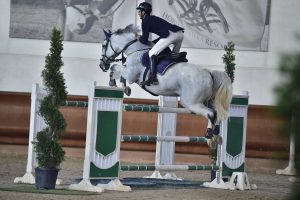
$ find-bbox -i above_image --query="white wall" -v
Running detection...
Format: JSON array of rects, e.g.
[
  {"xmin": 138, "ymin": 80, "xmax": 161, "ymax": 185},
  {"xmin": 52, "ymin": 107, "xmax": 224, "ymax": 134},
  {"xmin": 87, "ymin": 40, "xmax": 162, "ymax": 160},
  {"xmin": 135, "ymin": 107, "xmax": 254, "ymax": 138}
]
[{"xmin": 1, "ymin": 0, "xmax": 300, "ymax": 105}]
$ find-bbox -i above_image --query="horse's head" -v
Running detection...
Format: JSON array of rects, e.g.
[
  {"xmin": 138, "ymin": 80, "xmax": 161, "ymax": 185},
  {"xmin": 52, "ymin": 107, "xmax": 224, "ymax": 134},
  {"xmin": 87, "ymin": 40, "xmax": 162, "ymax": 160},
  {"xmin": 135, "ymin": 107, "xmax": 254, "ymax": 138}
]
[
  {"xmin": 99, "ymin": 25, "xmax": 140, "ymax": 72},
  {"xmin": 99, "ymin": 29, "xmax": 115, "ymax": 72}
]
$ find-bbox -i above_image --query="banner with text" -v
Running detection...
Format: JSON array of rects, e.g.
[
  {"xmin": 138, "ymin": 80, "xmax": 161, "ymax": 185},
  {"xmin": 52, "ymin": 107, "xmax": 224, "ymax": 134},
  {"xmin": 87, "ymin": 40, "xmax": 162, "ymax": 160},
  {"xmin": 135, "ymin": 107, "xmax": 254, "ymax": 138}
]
[{"xmin": 152, "ymin": 0, "xmax": 271, "ymax": 51}]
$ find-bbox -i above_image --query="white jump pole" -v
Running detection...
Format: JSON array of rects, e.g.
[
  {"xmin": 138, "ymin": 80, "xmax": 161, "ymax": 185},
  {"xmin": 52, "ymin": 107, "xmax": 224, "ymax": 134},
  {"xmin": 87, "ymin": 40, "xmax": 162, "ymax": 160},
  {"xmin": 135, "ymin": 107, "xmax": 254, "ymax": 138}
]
[
  {"xmin": 14, "ymin": 84, "xmax": 47, "ymax": 184},
  {"xmin": 276, "ymin": 133, "xmax": 296, "ymax": 176},
  {"xmin": 146, "ymin": 96, "xmax": 179, "ymax": 179}
]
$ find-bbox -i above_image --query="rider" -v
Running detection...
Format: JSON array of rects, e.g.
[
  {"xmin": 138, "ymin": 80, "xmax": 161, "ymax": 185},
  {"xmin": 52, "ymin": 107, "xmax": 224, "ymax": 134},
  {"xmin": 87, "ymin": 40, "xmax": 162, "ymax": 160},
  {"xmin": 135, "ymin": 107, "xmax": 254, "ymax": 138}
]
[{"xmin": 136, "ymin": 2, "xmax": 184, "ymax": 86}]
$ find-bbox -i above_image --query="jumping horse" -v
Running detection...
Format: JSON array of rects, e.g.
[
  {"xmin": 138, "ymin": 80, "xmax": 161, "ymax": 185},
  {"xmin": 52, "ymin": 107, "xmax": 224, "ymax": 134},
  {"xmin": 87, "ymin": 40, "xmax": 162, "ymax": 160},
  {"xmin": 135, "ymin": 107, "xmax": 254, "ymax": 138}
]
[{"xmin": 99, "ymin": 24, "xmax": 233, "ymax": 149}]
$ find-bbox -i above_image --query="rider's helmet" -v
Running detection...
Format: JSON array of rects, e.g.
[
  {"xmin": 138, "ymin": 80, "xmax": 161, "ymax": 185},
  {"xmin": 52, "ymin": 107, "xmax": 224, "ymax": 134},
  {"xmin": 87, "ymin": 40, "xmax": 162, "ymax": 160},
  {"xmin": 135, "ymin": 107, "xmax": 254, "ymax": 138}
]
[{"xmin": 136, "ymin": 2, "xmax": 152, "ymax": 14}]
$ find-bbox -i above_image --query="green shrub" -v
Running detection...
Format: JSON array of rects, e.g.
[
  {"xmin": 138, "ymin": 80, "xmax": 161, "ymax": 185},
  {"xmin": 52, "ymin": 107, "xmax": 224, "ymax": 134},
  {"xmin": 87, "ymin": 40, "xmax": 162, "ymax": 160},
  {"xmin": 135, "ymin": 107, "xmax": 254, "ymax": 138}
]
[{"xmin": 33, "ymin": 27, "xmax": 67, "ymax": 169}]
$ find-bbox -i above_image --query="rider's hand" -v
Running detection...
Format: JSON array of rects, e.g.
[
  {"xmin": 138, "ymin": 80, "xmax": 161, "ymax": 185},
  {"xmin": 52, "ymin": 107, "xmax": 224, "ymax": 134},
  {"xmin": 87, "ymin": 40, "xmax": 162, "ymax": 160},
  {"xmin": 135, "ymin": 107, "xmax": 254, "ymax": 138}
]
[{"xmin": 136, "ymin": 35, "xmax": 141, "ymax": 41}]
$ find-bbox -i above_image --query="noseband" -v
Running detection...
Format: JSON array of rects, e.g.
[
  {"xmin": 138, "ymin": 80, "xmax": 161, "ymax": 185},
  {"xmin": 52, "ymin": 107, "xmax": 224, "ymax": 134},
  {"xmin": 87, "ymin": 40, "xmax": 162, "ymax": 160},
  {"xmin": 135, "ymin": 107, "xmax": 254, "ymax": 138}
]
[{"xmin": 101, "ymin": 37, "xmax": 138, "ymax": 66}]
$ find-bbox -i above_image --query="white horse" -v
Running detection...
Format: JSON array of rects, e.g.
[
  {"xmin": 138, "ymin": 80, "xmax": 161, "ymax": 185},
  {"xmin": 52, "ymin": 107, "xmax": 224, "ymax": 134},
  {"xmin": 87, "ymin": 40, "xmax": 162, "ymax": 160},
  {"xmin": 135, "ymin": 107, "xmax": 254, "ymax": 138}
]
[{"xmin": 99, "ymin": 24, "xmax": 233, "ymax": 148}]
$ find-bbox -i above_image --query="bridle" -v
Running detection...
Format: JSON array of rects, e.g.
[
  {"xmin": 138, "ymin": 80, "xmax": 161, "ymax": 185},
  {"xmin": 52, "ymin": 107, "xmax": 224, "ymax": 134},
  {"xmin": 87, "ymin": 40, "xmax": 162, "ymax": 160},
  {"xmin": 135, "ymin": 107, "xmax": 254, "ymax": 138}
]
[{"xmin": 100, "ymin": 35, "xmax": 138, "ymax": 71}]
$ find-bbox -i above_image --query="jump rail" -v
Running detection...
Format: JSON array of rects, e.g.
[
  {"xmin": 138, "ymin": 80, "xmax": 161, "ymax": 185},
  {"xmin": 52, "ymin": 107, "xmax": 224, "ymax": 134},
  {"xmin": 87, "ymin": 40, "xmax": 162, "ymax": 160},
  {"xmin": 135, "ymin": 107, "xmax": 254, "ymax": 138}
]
[
  {"xmin": 121, "ymin": 135, "xmax": 207, "ymax": 143},
  {"xmin": 121, "ymin": 164, "xmax": 219, "ymax": 171},
  {"xmin": 15, "ymin": 82, "xmax": 250, "ymax": 192}
]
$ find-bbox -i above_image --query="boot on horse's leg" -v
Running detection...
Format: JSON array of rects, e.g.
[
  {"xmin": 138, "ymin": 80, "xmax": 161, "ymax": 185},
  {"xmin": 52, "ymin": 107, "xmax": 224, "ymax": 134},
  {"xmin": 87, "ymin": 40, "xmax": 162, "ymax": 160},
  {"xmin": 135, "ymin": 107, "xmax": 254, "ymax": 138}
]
[
  {"xmin": 205, "ymin": 109, "xmax": 217, "ymax": 139},
  {"xmin": 141, "ymin": 55, "xmax": 159, "ymax": 86},
  {"xmin": 205, "ymin": 110, "xmax": 223, "ymax": 149},
  {"xmin": 212, "ymin": 124, "xmax": 223, "ymax": 145}
]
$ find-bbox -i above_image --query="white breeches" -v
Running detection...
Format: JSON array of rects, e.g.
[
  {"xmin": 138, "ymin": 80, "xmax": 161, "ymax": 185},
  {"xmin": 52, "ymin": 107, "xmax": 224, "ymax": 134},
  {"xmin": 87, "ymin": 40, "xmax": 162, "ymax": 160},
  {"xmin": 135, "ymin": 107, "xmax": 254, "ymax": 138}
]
[{"xmin": 149, "ymin": 30, "xmax": 184, "ymax": 57}]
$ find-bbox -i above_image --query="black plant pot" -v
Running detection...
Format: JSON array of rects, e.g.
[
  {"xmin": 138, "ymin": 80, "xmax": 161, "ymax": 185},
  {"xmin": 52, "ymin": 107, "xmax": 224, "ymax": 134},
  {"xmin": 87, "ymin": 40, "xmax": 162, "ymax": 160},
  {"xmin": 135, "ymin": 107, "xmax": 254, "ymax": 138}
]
[
  {"xmin": 211, "ymin": 170, "xmax": 216, "ymax": 181},
  {"xmin": 35, "ymin": 167, "xmax": 59, "ymax": 189}
]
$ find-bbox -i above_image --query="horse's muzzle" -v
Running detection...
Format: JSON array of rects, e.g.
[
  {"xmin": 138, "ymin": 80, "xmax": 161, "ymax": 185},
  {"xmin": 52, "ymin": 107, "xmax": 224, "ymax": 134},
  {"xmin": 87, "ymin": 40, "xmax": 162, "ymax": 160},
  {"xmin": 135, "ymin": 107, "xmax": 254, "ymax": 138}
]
[{"xmin": 99, "ymin": 59, "xmax": 110, "ymax": 72}]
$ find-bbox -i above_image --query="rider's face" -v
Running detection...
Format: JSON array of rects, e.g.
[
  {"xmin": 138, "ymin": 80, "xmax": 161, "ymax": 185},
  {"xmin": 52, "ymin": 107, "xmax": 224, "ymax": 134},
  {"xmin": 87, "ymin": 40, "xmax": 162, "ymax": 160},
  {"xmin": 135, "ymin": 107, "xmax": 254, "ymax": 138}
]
[{"xmin": 138, "ymin": 10, "xmax": 145, "ymax": 19}]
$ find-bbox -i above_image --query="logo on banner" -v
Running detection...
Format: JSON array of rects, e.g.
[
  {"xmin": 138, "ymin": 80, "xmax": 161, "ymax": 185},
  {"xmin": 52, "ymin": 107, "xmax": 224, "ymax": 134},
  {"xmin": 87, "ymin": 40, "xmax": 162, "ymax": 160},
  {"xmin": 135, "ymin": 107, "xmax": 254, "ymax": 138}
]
[{"xmin": 169, "ymin": 0, "xmax": 229, "ymax": 34}]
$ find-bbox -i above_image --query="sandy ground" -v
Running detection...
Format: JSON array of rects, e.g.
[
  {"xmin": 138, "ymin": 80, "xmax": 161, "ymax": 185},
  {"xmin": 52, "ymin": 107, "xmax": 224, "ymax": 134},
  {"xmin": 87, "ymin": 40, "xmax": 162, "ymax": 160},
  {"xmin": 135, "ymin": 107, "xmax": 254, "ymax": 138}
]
[{"xmin": 0, "ymin": 146, "xmax": 297, "ymax": 200}]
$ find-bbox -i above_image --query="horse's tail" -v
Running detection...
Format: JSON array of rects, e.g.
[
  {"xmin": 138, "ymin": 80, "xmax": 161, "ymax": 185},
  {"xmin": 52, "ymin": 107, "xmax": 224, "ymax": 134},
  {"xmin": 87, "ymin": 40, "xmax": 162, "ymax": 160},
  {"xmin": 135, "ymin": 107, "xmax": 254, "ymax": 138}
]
[{"xmin": 211, "ymin": 70, "xmax": 233, "ymax": 122}]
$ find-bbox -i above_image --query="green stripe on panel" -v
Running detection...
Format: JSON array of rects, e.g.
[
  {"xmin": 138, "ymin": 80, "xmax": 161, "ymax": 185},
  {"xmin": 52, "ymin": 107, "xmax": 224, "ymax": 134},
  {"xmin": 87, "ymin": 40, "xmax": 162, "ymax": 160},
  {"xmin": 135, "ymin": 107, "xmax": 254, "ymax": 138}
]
[
  {"xmin": 96, "ymin": 111, "xmax": 118, "ymax": 156},
  {"xmin": 226, "ymin": 117, "xmax": 244, "ymax": 157},
  {"xmin": 90, "ymin": 161, "xmax": 119, "ymax": 178},
  {"xmin": 231, "ymin": 97, "xmax": 248, "ymax": 105},
  {"xmin": 222, "ymin": 163, "xmax": 245, "ymax": 177},
  {"xmin": 94, "ymin": 88, "xmax": 123, "ymax": 98}
]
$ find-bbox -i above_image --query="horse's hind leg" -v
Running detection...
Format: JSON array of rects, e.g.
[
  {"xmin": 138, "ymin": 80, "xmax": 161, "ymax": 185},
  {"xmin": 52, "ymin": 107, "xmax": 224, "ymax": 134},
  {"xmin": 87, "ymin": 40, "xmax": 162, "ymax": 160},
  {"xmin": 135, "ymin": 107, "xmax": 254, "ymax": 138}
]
[
  {"xmin": 211, "ymin": 120, "xmax": 223, "ymax": 146},
  {"xmin": 206, "ymin": 117, "xmax": 223, "ymax": 147},
  {"xmin": 184, "ymin": 103, "xmax": 219, "ymax": 149},
  {"xmin": 205, "ymin": 100, "xmax": 223, "ymax": 146}
]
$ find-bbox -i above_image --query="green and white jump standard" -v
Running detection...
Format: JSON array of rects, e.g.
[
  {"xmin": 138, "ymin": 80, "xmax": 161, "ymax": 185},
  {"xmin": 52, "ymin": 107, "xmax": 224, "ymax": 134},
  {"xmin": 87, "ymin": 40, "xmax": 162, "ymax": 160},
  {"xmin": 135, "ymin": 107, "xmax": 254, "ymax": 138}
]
[
  {"xmin": 69, "ymin": 82, "xmax": 130, "ymax": 192},
  {"xmin": 203, "ymin": 92, "xmax": 253, "ymax": 190}
]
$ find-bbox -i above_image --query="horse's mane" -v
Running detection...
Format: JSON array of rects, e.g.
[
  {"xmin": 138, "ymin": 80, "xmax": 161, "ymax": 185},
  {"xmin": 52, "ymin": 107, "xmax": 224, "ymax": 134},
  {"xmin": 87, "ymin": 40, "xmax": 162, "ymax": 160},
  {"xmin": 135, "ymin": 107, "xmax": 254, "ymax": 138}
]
[{"xmin": 114, "ymin": 24, "xmax": 139, "ymax": 36}]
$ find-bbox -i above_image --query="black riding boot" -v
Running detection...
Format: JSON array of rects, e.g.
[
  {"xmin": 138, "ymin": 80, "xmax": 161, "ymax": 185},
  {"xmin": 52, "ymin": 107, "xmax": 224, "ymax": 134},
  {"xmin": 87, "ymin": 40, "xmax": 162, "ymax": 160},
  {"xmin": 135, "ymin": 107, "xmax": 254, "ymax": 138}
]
[
  {"xmin": 148, "ymin": 55, "xmax": 159, "ymax": 85},
  {"xmin": 141, "ymin": 55, "xmax": 159, "ymax": 86}
]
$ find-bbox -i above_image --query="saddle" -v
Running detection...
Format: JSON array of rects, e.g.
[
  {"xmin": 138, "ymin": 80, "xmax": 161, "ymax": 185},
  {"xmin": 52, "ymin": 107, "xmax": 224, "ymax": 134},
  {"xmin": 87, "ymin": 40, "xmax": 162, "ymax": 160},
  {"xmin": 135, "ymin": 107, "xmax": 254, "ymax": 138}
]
[
  {"xmin": 158, "ymin": 51, "xmax": 188, "ymax": 63},
  {"xmin": 140, "ymin": 49, "xmax": 188, "ymax": 96},
  {"xmin": 141, "ymin": 49, "xmax": 188, "ymax": 75},
  {"xmin": 157, "ymin": 47, "xmax": 188, "ymax": 63}
]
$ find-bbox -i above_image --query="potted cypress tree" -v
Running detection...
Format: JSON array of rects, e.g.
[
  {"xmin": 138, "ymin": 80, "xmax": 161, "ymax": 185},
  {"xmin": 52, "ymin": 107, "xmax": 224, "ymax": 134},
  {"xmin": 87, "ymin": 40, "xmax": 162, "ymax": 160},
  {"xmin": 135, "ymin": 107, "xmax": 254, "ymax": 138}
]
[{"xmin": 33, "ymin": 27, "xmax": 67, "ymax": 189}]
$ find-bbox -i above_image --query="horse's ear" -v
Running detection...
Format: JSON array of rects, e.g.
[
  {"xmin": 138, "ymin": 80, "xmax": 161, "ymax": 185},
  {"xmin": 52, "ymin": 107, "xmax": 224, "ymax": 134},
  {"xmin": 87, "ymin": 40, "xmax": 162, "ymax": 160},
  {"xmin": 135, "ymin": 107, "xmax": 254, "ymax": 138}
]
[
  {"xmin": 103, "ymin": 29, "xmax": 112, "ymax": 39},
  {"xmin": 125, "ymin": 24, "xmax": 134, "ymax": 31}
]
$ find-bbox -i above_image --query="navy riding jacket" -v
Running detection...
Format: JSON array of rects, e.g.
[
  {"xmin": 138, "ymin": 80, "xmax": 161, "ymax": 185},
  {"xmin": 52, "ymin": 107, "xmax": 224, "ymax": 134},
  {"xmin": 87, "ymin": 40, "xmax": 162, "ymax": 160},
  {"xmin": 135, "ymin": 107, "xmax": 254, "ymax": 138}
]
[{"xmin": 139, "ymin": 15, "xmax": 184, "ymax": 44}]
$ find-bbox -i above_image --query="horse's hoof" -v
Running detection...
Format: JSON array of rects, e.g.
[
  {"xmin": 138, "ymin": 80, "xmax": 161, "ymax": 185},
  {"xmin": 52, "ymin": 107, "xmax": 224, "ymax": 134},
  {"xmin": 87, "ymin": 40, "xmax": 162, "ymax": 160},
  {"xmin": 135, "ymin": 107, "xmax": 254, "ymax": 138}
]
[
  {"xmin": 205, "ymin": 128, "xmax": 213, "ymax": 139},
  {"xmin": 124, "ymin": 86, "xmax": 131, "ymax": 96},
  {"xmin": 109, "ymin": 79, "xmax": 117, "ymax": 87},
  {"xmin": 212, "ymin": 124, "xmax": 220, "ymax": 135},
  {"xmin": 207, "ymin": 139, "xmax": 217, "ymax": 150},
  {"xmin": 213, "ymin": 134, "xmax": 223, "ymax": 145}
]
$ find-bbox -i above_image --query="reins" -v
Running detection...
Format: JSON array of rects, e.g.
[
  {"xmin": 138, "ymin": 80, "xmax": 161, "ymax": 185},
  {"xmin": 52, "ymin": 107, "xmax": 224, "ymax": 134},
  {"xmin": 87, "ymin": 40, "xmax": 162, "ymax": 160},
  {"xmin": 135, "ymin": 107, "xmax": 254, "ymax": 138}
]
[
  {"xmin": 103, "ymin": 37, "xmax": 151, "ymax": 65},
  {"xmin": 102, "ymin": 38, "xmax": 138, "ymax": 64}
]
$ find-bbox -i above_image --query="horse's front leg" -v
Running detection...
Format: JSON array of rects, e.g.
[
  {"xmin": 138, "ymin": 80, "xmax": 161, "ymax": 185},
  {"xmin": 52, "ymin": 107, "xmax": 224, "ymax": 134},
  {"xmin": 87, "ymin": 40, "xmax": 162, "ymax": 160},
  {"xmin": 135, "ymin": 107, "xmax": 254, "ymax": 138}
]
[
  {"xmin": 110, "ymin": 64, "xmax": 131, "ymax": 96},
  {"xmin": 109, "ymin": 70, "xmax": 117, "ymax": 87},
  {"xmin": 120, "ymin": 76, "xmax": 131, "ymax": 96},
  {"xmin": 109, "ymin": 64, "xmax": 122, "ymax": 87}
]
